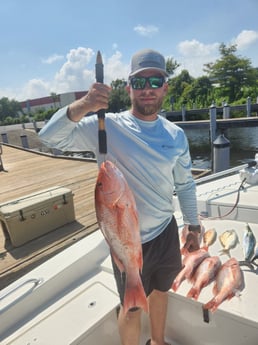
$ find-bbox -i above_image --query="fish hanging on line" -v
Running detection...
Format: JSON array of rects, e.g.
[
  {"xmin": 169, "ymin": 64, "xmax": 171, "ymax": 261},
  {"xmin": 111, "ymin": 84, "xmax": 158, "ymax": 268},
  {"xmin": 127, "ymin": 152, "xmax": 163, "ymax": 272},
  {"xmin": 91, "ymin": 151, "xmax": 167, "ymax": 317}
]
[
  {"xmin": 219, "ymin": 229, "xmax": 239, "ymax": 257},
  {"xmin": 171, "ymin": 248, "xmax": 209, "ymax": 292},
  {"xmin": 187, "ymin": 256, "xmax": 221, "ymax": 301},
  {"xmin": 202, "ymin": 228, "xmax": 217, "ymax": 250},
  {"xmin": 203, "ymin": 257, "xmax": 244, "ymax": 313},
  {"xmin": 242, "ymin": 223, "xmax": 256, "ymax": 262},
  {"xmin": 95, "ymin": 160, "xmax": 148, "ymax": 314}
]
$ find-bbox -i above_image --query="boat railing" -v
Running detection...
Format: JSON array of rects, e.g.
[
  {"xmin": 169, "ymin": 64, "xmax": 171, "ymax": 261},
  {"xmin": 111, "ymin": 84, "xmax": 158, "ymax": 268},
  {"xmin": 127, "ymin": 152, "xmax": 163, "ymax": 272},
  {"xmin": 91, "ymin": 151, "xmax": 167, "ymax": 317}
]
[
  {"xmin": 0, "ymin": 278, "xmax": 43, "ymax": 311},
  {"xmin": 195, "ymin": 164, "xmax": 249, "ymax": 185}
]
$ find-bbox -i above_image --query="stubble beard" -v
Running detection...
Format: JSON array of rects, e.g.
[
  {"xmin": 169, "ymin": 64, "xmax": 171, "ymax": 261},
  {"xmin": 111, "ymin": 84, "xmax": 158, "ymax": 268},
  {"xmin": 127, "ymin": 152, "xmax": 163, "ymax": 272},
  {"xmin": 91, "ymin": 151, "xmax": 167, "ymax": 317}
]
[{"xmin": 132, "ymin": 97, "xmax": 163, "ymax": 117}]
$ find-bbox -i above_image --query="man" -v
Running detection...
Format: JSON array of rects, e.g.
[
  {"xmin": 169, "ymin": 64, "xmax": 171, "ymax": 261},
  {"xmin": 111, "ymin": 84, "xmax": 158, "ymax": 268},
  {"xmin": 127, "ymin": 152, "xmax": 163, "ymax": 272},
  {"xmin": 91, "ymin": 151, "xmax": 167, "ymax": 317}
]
[{"xmin": 39, "ymin": 49, "xmax": 200, "ymax": 345}]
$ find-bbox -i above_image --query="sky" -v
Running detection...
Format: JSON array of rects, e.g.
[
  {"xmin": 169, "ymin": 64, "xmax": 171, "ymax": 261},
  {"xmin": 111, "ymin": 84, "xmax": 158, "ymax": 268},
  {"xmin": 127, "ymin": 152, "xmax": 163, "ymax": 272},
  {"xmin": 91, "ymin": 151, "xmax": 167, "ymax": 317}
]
[{"xmin": 1, "ymin": 0, "xmax": 258, "ymax": 102}]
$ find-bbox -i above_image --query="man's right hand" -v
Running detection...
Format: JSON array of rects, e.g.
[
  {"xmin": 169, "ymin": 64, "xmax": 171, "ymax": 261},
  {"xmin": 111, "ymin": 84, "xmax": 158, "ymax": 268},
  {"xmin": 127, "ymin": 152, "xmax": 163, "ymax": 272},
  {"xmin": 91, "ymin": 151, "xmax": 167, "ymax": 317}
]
[{"xmin": 67, "ymin": 83, "xmax": 111, "ymax": 122}]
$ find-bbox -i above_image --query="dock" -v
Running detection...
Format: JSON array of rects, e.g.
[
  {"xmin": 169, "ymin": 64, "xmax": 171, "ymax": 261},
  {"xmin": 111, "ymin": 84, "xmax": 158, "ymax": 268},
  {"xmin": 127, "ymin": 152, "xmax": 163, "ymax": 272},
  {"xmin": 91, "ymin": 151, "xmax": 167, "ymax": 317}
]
[
  {"xmin": 0, "ymin": 145, "xmax": 99, "ymax": 290},
  {"xmin": 171, "ymin": 116, "xmax": 258, "ymax": 130}
]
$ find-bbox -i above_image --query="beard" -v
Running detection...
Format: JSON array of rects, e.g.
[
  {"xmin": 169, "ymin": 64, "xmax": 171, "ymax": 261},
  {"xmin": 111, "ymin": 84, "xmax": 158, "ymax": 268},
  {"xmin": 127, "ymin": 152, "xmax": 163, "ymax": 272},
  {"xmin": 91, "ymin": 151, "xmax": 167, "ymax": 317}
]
[{"xmin": 132, "ymin": 97, "xmax": 163, "ymax": 117}]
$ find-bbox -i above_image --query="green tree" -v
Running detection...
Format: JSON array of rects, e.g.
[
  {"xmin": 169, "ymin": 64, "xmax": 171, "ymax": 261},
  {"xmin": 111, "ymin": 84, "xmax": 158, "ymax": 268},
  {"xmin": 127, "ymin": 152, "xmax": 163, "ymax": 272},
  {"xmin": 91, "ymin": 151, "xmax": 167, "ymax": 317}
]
[
  {"xmin": 185, "ymin": 76, "xmax": 213, "ymax": 108},
  {"xmin": 50, "ymin": 92, "xmax": 59, "ymax": 108},
  {"xmin": 0, "ymin": 97, "xmax": 22, "ymax": 122},
  {"xmin": 163, "ymin": 70, "xmax": 194, "ymax": 110},
  {"xmin": 166, "ymin": 57, "xmax": 180, "ymax": 77},
  {"xmin": 108, "ymin": 79, "xmax": 131, "ymax": 113},
  {"xmin": 204, "ymin": 43, "xmax": 257, "ymax": 103}
]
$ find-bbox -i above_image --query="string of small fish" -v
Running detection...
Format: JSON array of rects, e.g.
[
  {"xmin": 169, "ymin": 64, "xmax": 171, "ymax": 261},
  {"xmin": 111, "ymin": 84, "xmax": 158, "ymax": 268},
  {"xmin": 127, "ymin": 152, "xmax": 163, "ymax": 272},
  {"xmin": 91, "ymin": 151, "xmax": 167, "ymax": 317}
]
[{"xmin": 172, "ymin": 223, "xmax": 257, "ymax": 313}]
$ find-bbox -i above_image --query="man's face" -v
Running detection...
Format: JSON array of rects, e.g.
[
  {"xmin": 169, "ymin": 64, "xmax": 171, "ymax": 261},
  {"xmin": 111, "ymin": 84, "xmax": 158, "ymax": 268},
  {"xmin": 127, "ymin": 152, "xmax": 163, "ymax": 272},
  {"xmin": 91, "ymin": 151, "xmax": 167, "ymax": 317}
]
[{"xmin": 127, "ymin": 69, "xmax": 168, "ymax": 121}]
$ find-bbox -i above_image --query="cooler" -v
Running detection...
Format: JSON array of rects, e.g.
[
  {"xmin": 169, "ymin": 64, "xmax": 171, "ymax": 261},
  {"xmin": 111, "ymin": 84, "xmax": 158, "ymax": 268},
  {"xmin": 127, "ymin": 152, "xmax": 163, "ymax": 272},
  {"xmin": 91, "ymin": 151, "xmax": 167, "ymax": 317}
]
[{"xmin": 0, "ymin": 186, "xmax": 75, "ymax": 247}]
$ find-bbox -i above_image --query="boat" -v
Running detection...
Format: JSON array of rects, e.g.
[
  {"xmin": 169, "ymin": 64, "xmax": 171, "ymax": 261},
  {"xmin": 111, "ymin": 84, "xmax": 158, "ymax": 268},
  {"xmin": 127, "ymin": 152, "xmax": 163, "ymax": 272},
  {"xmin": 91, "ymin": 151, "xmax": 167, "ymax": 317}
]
[{"xmin": 0, "ymin": 149, "xmax": 258, "ymax": 344}]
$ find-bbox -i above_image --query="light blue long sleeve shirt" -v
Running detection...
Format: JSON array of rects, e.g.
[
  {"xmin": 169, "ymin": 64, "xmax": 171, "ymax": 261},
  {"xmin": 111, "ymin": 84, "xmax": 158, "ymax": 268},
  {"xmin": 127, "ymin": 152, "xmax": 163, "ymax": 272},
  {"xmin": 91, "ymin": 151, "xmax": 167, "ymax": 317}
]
[{"xmin": 39, "ymin": 107, "xmax": 199, "ymax": 243}]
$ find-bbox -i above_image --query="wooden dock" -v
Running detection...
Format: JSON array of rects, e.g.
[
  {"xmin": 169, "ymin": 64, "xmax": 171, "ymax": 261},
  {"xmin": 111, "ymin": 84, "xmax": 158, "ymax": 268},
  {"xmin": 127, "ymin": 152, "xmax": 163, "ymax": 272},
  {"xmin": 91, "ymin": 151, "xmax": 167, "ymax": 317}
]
[{"xmin": 0, "ymin": 145, "xmax": 99, "ymax": 290}]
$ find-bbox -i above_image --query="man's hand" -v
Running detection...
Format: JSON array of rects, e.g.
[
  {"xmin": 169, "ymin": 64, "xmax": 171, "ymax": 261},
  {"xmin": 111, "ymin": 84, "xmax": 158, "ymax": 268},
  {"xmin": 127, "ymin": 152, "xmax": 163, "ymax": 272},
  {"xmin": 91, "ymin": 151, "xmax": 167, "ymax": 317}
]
[
  {"xmin": 67, "ymin": 83, "xmax": 111, "ymax": 122},
  {"xmin": 183, "ymin": 231, "xmax": 200, "ymax": 252}
]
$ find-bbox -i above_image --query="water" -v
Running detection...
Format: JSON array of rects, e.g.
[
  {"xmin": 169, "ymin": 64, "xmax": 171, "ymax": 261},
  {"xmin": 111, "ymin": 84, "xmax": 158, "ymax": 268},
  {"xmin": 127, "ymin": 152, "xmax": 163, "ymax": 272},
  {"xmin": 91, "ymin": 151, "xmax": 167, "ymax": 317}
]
[{"xmin": 184, "ymin": 127, "xmax": 258, "ymax": 170}]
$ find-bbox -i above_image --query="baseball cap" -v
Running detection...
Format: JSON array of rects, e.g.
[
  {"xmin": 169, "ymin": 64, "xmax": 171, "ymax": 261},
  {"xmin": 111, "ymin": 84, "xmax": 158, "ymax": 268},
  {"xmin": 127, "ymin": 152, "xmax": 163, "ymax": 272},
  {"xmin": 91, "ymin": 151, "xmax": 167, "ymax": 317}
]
[{"xmin": 129, "ymin": 49, "xmax": 168, "ymax": 77}]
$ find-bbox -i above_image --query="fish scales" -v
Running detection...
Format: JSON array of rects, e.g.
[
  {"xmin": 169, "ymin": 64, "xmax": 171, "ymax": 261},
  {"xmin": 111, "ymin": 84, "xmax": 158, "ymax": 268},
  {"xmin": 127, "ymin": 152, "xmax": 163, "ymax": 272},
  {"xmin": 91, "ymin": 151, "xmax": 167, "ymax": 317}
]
[
  {"xmin": 172, "ymin": 248, "xmax": 210, "ymax": 292},
  {"xmin": 219, "ymin": 229, "xmax": 239, "ymax": 257},
  {"xmin": 187, "ymin": 256, "xmax": 221, "ymax": 300},
  {"xmin": 95, "ymin": 160, "xmax": 148, "ymax": 314},
  {"xmin": 203, "ymin": 257, "xmax": 243, "ymax": 313},
  {"xmin": 242, "ymin": 223, "xmax": 256, "ymax": 261}
]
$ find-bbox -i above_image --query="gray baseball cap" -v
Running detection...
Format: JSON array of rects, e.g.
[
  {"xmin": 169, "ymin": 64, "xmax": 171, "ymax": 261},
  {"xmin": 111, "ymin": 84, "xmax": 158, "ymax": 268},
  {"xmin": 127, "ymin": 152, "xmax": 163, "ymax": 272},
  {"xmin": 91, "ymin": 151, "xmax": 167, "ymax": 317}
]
[{"xmin": 129, "ymin": 49, "xmax": 168, "ymax": 77}]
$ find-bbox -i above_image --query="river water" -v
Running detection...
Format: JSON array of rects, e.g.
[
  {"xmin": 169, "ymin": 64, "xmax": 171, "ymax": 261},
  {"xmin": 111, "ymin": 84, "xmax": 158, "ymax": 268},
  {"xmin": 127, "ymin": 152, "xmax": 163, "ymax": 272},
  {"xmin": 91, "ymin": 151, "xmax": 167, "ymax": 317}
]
[{"xmin": 184, "ymin": 127, "xmax": 258, "ymax": 169}]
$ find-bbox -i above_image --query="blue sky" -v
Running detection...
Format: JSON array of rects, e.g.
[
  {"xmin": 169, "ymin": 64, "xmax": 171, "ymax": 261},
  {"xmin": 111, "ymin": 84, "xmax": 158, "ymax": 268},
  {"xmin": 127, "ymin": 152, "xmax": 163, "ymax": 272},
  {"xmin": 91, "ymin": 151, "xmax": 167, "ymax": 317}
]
[{"xmin": 1, "ymin": 0, "xmax": 258, "ymax": 101}]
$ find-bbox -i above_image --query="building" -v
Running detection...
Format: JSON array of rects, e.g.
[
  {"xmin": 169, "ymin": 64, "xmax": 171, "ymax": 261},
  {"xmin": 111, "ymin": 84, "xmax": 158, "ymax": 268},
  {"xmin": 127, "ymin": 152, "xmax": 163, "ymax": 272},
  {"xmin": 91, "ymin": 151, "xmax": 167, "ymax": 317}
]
[{"xmin": 20, "ymin": 91, "xmax": 87, "ymax": 114}]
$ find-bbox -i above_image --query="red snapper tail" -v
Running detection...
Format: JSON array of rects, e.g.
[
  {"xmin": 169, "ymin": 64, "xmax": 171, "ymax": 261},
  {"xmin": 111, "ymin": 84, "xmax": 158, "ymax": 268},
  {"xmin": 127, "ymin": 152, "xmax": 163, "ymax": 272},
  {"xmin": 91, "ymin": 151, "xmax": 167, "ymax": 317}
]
[
  {"xmin": 203, "ymin": 298, "xmax": 219, "ymax": 313},
  {"xmin": 123, "ymin": 273, "xmax": 148, "ymax": 315},
  {"xmin": 187, "ymin": 286, "xmax": 201, "ymax": 300}
]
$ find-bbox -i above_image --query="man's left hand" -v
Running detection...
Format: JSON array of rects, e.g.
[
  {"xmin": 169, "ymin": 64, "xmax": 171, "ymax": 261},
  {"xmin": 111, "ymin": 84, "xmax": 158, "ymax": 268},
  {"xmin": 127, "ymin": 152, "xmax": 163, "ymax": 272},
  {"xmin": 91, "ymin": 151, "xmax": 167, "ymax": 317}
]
[{"xmin": 183, "ymin": 231, "xmax": 200, "ymax": 252}]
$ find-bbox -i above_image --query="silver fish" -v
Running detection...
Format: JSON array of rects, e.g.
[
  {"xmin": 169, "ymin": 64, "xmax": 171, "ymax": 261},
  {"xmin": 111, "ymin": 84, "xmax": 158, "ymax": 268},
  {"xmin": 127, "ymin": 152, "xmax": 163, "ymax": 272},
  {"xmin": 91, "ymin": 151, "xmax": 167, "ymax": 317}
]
[
  {"xmin": 242, "ymin": 223, "xmax": 256, "ymax": 261},
  {"xmin": 251, "ymin": 244, "xmax": 258, "ymax": 267},
  {"xmin": 219, "ymin": 229, "xmax": 239, "ymax": 257}
]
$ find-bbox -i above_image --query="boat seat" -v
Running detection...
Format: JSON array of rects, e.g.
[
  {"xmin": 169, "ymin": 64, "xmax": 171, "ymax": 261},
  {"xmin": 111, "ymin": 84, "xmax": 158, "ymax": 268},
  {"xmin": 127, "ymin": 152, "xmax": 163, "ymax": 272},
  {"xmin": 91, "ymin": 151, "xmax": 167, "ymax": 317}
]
[{"xmin": 4, "ymin": 280, "xmax": 120, "ymax": 344}]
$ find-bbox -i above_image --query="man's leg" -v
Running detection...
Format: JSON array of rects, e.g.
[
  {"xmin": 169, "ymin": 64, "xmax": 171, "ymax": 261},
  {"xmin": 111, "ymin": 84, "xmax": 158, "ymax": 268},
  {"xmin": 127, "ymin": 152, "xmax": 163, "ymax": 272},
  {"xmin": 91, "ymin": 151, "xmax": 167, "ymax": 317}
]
[
  {"xmin": 118, "ymin": 306, "xmax": 142, "ymax": 345},
  {"xmin": 148, "ymin": 289, "xmax": 170, "ymax": 345}
]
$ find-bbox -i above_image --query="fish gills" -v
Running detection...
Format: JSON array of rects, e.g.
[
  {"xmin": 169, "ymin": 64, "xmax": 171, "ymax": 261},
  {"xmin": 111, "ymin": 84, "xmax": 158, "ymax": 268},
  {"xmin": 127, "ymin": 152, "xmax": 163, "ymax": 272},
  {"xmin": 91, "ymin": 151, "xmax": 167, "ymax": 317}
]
[
  {"xmin": 187, "ymin": 256, "xmax": 221, "ymax": 300},
  {"xmin": 95, "ymin": 160, "xmax": 148, "ymax": 314},
  {"xmin": 172, "ymin": 248, "xmax": 209, "ymax": 292},
  {"xmin": 203, "ymin": 257, "xmax": 243, "ymax": 313}
]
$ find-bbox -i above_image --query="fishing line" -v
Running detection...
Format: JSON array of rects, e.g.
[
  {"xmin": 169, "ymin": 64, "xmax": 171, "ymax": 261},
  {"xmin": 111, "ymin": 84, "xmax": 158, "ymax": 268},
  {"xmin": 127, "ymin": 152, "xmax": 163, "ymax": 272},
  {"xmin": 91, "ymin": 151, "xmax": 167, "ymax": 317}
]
[{"xmin": 199, "ymin": 178, "xmax": 247, "ymax": 221}]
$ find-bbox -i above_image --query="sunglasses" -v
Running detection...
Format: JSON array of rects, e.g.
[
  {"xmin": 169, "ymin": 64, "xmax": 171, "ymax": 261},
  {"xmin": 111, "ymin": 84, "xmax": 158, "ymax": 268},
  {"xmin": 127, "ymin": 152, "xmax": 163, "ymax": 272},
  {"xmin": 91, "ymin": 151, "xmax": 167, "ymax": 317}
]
[{"xmin": 130, "ymin": 76, "xmax": 165, "ymax": 90}]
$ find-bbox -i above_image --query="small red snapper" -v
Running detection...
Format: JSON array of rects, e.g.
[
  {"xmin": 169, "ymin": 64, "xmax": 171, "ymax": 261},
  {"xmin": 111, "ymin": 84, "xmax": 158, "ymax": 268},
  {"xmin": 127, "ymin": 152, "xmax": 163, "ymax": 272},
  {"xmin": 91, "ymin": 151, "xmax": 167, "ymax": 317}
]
[
  {"xmin": 203, "ymin": 257, "xmax": 243, "ymax": 313},
  {"xmin": 187, "ymin": 256, "xmax": 221, "ymax": 300},
  {"xmin": 95, "ymin": 160, "xmax": 148, "ymax": 314},
  {"xmin": 172, "ymin": 248, "xmax": 210, "ymax": 292}
]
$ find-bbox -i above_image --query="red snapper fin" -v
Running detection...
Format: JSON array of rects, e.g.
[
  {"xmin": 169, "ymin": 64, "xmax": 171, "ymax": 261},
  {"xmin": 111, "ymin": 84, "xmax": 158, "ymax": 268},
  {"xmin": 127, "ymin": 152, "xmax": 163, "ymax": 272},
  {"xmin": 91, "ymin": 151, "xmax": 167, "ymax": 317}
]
[{"xmin": 123, "ymin": 273, "xmax": 148, "ymax": 315}]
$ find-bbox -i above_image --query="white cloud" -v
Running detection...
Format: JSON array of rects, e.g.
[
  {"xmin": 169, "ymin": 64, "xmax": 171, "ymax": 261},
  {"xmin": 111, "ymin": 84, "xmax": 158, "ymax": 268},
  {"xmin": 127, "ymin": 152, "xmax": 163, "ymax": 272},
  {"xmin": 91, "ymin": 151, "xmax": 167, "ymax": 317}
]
[
  {"xmin": 134, "ymin": 24, "xmax": 159, "ymax": 37},
  {"xmin": 178, "ymin": 39, "xmax": 219, "ymax": 57},
  {"xmin": 176, "ymin": 39, "xmax": 220, "ymax": 77},
  {"xmin": 232, "ymin": 30, "xmax": 258, "ymax": 50},
  {"xmin": 42, "ymin": 54, "xmax": 64, "ymax": 64},
  {"xmin": 52, "ymin": 47, "xmax": 95, "ymax": 93},
  {"xmin": 105, "ymin": 50, "xmax": 129, "ymax": 82},
  {"xmin": 21, "ymin": 79, "xmax": 50, "ymax": 100}
]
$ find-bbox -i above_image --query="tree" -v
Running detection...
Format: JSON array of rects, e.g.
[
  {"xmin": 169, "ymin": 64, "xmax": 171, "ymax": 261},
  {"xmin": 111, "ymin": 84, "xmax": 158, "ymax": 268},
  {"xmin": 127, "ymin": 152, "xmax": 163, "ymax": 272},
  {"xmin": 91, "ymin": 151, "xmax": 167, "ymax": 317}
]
[
  {"xmin": 163, "ymin": 70, "xmax": 194, "ymax": 110},
  {"xmin": 166, "ymin": 57, "xmax": 180, "ymax": 77},
  {"xmin": 204, "ymin": 43, "xmax": 258, "ymax": 103},
  {"xmin": 0, "ymin": 97, "xmax": 22, "ymax": 122},
  {"xmin": 108, "ymin": 79, "xmax": 131, "ymax": 113},
  {"xmin": 185, "ymin": 76, "xmax": 213, "ymax": 107},
  {"xmin": 50, "ymin": 92, "xmax": 59, "ymax": 108}
]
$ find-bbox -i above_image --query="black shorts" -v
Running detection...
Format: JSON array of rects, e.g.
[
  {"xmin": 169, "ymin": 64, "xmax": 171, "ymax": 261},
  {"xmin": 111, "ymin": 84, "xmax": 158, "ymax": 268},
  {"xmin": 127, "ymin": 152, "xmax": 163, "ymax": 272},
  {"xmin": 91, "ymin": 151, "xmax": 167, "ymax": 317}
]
[{"xmin": 111, "ymin": 216, "xmax": 182, "ymax": 305}]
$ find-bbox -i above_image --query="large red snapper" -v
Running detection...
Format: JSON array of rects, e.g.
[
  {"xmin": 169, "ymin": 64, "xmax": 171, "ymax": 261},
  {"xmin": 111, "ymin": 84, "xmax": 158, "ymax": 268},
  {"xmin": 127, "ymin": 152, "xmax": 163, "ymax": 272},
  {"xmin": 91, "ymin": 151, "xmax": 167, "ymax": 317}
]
[
  {"xmin": 171, "ymin": 248, "xmax": 210, "ymax": 292},
  {"xmin": 187, "ymin": 256, "xmax": 221, "ymax": 300},
  {"xmin": 95, "ymin": 160, "xmax": 148, "ymax": 314},
  {"xmin": 203, "ymin": 257, "xmax": 243, "ymax": 312}
]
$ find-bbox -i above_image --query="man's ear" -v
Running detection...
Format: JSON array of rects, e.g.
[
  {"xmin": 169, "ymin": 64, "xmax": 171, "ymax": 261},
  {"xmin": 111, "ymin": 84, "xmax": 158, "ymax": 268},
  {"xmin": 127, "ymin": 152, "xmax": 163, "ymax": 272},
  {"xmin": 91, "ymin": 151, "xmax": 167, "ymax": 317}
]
[
  {"xmin": 163, "ymin": 82, "xmax": 169, "ymax": 95},
  {"xmin": 125, "ymin": 84, "xmax": 130, "ymax": 95}
]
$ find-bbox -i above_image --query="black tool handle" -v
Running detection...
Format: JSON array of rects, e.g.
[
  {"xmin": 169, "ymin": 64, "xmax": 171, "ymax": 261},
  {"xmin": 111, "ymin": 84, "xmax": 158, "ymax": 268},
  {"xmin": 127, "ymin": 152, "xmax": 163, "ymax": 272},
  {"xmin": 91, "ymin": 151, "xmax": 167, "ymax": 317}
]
[{"xmin": 95, "ymin": 51, "xmax": 107, "ymax": 154}]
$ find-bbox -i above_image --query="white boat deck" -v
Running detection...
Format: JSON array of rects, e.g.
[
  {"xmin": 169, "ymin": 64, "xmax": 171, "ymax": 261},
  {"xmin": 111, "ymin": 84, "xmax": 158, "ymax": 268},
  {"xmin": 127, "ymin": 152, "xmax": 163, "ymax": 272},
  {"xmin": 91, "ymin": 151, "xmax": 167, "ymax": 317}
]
[{"xmin": 0, "ymin": 168, "xmax": 258, "ymax": 345}]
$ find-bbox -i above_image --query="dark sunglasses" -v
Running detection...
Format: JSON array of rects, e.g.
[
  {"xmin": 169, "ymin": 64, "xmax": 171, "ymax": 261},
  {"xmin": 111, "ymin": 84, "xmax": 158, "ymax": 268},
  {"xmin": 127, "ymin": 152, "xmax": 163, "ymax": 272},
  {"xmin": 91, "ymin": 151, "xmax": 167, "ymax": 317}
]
[{"xmin": 130, "ymin": 76, "xmax": 165, "ymax": 90}]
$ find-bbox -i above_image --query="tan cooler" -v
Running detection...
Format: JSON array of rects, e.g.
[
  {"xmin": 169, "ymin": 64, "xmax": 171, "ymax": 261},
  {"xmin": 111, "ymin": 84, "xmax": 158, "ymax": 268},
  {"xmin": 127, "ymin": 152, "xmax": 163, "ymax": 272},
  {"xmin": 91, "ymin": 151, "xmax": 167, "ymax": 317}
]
[{"xmin": 0, "ymin": 186, "xmax": 75, "ymax": 247}]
